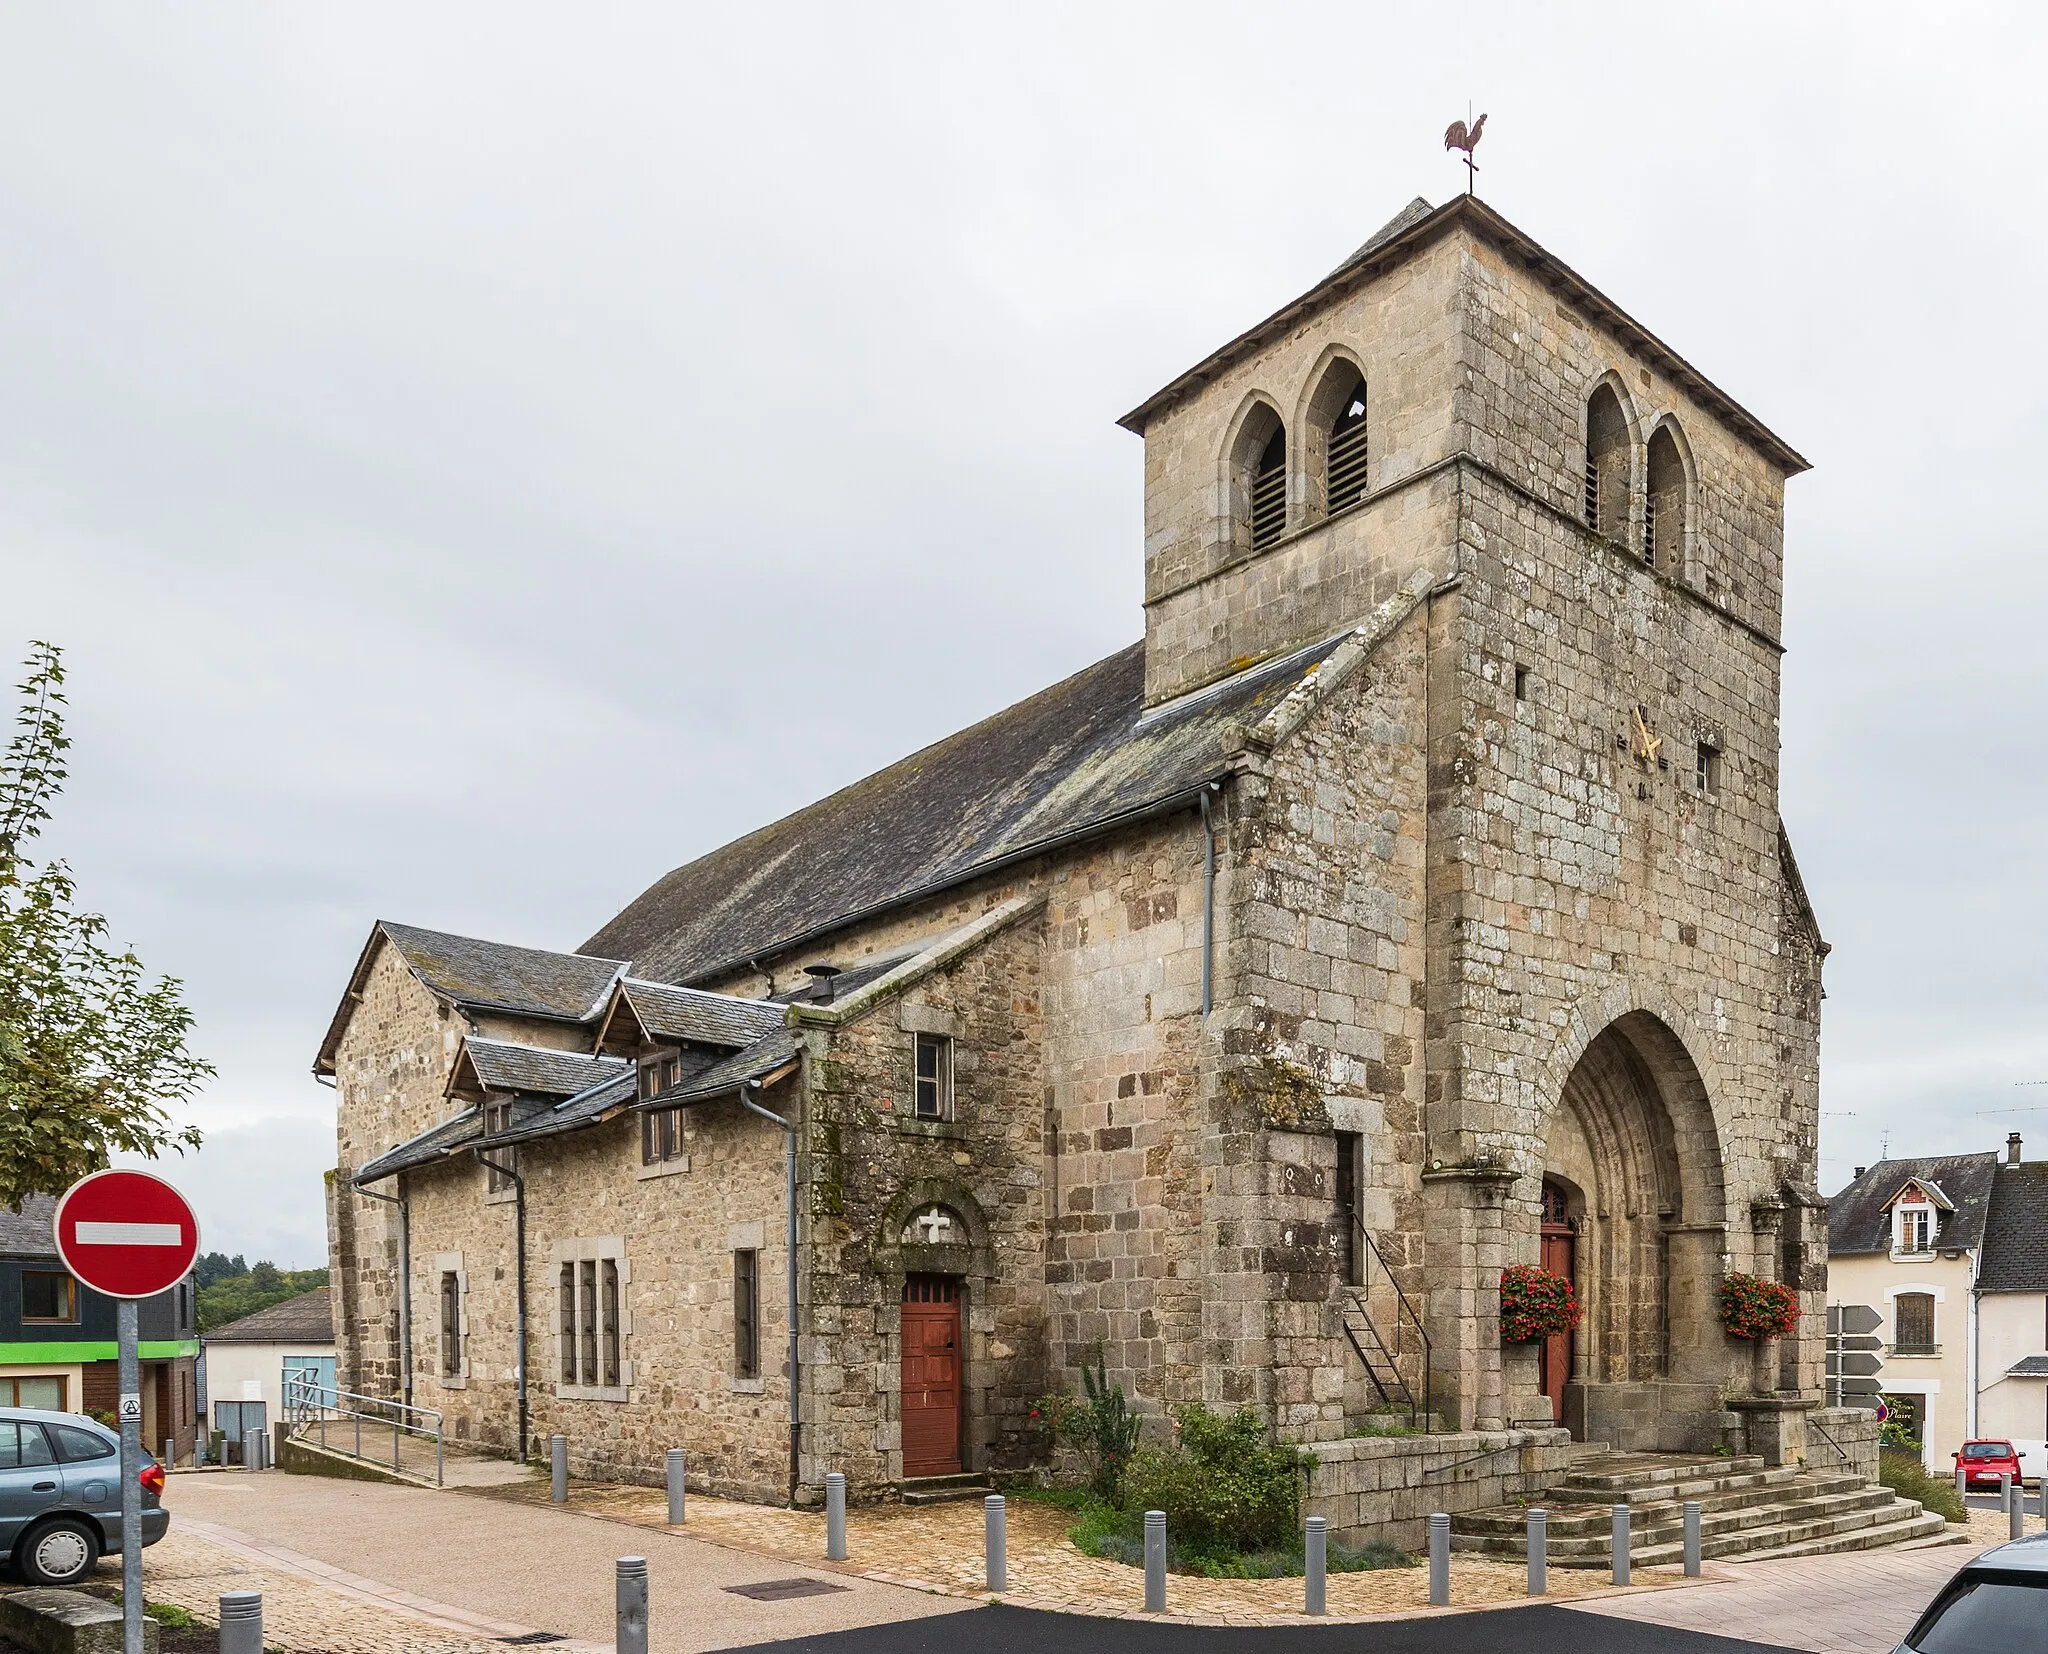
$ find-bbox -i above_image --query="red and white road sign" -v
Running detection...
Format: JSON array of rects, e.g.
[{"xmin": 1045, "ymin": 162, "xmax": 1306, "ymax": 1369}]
[{"xmin": 52, "ymin": 1169, "xmax": 199, "ymax": 1299}]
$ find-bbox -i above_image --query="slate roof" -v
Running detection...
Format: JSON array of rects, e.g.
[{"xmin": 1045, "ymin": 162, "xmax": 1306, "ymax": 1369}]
[
  {"xmin": 486, "ymin": 1069, "xmax": 640, "ymax": 1149},
  {"xmin": 1978, "ymin": 1161, "xmax": 2048, "ymax": 1291},
  {"xmin": 0, "ymin": 1195, "xmax": 58, "ymax": 1259},
  {"xmin": 206, "ymin": 1287, "xmax": 334, "ymax": 1346},
  {"xmin": 1826, "ymin": 1154, "xmax": 2000, "ymax": 1256},
  {"xmin": 457, "ymin": 1038, "xmax": 629, "ymax": 1099},
  {"xmin": 1116, "ymin": 194, "xmax": 1808, "ymax": 475},
  {"xmin": 654, "ymin": 1028, "xmax": 801, "ymax": 1108},
  {"xmin": 355, "ymin": 1108, "xmax": 484, "ymax": 1183},
  {"xmin": 316, "ymin": 921, "xmax": 625, "ymax": 1076},
  {"xmin": 612, "ymin": 980, "xmax": 784, "ymax": 1048},
  {"xmin": 584, "ymin": 632, "xmax": 1348, "ymax": 985},
  {"xmin": 2008, "ymin": 1355, "xmax": 2048, "ymax": 1378}
]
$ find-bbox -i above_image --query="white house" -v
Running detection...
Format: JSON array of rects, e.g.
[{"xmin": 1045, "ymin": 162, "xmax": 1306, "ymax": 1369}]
[{"xmin": 201, "ymin": 1287, "xmax": 334, "ymax": 1463}]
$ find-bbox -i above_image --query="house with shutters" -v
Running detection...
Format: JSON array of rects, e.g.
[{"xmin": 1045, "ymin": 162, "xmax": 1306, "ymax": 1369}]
[
  {"xmin": 323, "ymin": 192, "xmax": 1837, "ymax": 1514},
  {"xmin": 1826, "ymin": 1136, "xmax": 2048, "ymax": 1474}
]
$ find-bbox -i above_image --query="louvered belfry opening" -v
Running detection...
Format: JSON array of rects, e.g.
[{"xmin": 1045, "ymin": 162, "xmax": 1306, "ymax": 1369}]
[
  {"xmin": 1645, "ymin": 424, "xmax": 1686, "ymax": 572},
  {"xmin": 1325, "ymin": 373, "xmax": 1370, "ymax": 514},
  {"xmin": 1250, "ymin": 424, "xmax": 1287, "ymax": 550},
  {"xmin": 1584, "ymin": 382, "xmax": 1629, "ymax": 537}
]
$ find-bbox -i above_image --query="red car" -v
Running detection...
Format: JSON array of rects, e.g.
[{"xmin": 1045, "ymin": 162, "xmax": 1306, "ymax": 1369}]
[{"xmin": 1955, "ymin": 1439, "xmax": 2026, "ymax": 1490}]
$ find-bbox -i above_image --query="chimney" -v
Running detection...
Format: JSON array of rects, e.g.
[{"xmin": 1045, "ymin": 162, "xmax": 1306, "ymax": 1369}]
[
  {"xmin": 803, "ymin": 963, "xmax": 843, "ymax": 1005},
  {"xmin": 1853, "ymin": 1166, "xmax": 1865, "ymax": 1179},
  {"xmin": 2008, "ymin": 1131, "xmax": 2023, "ymax": 1167}
]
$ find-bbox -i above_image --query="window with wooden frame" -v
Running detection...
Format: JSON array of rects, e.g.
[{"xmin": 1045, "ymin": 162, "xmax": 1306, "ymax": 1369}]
[
  {"xmin": 913, "ymin": 1033, "xmax": 953, "ymax": 1120},
  {"xmin": 637, "ymin": 1051, "xmax": 682, "ymax": 1103},
  {"xmin": 439, "ymin": 1271, "xmax": 462, "ymax": 1376},
  {"xmin": 1893, "ymin": 1292, "xmax": 1936, "ymax": 1353},
  {"xmin": 483, "ymin": 1099, "xmax": 517, "ymax": 1193},
  {"xmin": 641, "ymin": 1107, "xmax": 684, "ymax": 1167},
  {"xmin": 734, "ymin": 1249, "xmax": 760, "ymax": 1380},
  {"xmin": 20, "ymin": 1271, "xmax": 76, "ymax": 1323},
  {"xmin": 1895, "ymin": 1204, "xmax": 1935, "ymax": 1256},
  {"xmin": 0, "ymin": 1376, "xmax": 65, "ymax": 1410},
  {"xmin": 1694, "ymin": 741, "xmax": 1723, "ymax": 800}
]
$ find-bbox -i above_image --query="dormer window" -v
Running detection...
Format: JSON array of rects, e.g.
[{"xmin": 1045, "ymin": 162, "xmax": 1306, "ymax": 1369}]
[
  {"xmin": 638, "ymin": 1052, "xmax": 681, "ymax": 1101},
  {"xmin": 483, "ymin": 1100, "xmax": 516, "ymax": 1194},
  {"xmin": 1895, "ymin": 1203, "xmax": 1935, "ymax": 1255}
]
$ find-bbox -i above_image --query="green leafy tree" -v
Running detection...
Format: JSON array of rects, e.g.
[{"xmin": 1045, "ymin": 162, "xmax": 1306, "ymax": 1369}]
[
  {"xmin": 196, "ymin": 1264, "xmax": 328, "ymax": 1332},
  {"xmin": 0, "ymin": 642, "xmax": 208, "ymax": 1207}
]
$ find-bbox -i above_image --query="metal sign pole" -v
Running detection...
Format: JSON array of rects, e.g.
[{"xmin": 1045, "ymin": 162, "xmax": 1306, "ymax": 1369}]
[{"xmin": 118, "ymin": 1298, "xmax": 142, "ymax": 1654}]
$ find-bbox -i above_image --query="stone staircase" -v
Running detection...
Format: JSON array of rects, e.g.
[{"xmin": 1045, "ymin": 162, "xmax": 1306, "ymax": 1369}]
[{"xmin": 1451, "ymin": 1450, "xmax": 1953, "ymax": 1566}]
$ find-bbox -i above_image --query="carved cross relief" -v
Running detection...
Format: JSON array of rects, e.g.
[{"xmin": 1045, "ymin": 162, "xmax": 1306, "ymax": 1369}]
[{"xmin": 904, "ymin": 1205, "xmax": 960, "ymax": 1245}]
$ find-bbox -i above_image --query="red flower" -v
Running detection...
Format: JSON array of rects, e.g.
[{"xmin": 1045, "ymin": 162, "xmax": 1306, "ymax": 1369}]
[
  {"xmin": 1498, "ymin": 1265, "xmax": 1581, "ymax": 1343},
  {"xmin": 1719, "ymin": 1272, "xmax": 1800, "ymax": 1340}
]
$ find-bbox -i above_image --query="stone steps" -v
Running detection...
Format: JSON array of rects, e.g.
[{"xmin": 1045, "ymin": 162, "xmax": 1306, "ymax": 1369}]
[
  {"xmin": 1450, "ymin": 1449, "xmax": 1953, "ymax": 1566},
  {"xmin": 899, "ymin": 1473, "xmax": 994, "ymax": 1506}
]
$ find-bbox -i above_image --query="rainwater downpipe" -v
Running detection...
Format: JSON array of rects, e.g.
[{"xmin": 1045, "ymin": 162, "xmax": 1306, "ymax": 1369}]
[
  {"xmin": 476, "ymin": 1147, "xmax": 529, "ymax": 1465},
  {"xmin": 1199, "ymin": 782, "xmax": 1222, "ymax": 1018},
  {"xmin": 737, "ymin": 1080, "xmax": 801, "ymax": 1500}
]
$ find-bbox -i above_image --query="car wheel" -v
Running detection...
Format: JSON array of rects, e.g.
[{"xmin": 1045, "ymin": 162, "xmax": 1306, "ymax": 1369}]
[{"xmin": 18, "ymin": 1517, "xmax": 99, "ymax": 1586}]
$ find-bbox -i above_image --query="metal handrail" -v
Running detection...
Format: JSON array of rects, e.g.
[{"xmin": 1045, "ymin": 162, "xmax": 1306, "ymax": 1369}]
[
  {"xmin": 1352, "ymin": 1217, "xmax": 1434, "ymax": 1432},
  {"xmin": 1807, "ymin": 1412, "xmax": 1853, "ymax": 1470},
  {"xmin": 285, "ymin": 1374, "xmax": 445, "ymax": 1486}
]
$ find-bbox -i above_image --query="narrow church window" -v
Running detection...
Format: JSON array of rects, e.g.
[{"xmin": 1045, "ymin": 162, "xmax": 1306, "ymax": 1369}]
[
  {"xmin": 579, "ymin": 1260, "xmax": 598, "ymax": 1384},
  {"xmin": 1583, "ymin": 382, "xmax": 1630, "ymax": 538},
  {"xmin": 1305, "ymin": 361, "xmax": 1370, "ymax": 521},
  {"xmin": 1694, "ymin": 742, "xmax": 1722, "ymax": 799},
  {"xmin": 1250, "ymin": 425, "xmax": 1288, "ymax": 550},
  {"xmin": 734, "ymin": 1250, "xmax": 760, "ymax": 1379},
  {"xmin": 1514, "ymin": 665, "xmax": 1529, "ymax": 701},
  {"xmin": 1646, "ymin": 424, "xmax": 1687, "ymax": 571},
  {"xmin": 600, "ymin": 1260, "xmax": 621, "ymax": 1387},
  {"xmin": 914, "ymin": 1034, "xmax": 953, "ymax": 1120},
  {"xmin": 439, "ymin": 1271, "xmax": 461, "ymax": 1377},
  {"xmin": 1893, "ymin": 1292, "xmax": 1935, "ymax": 1353},
  {"xmin": 559, "ymin": 1265, "xmax": 577, "ymax": 1383},
  {"xmin": 1333, "ymin": 1131, "xmax": 1361, "ymax": 1287}
]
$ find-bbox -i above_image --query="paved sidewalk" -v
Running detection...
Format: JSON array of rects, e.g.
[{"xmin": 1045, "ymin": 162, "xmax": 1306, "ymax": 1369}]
[
  {"xmin": 1564, "ymin": 1539, "xmax": 1982, "ymax": 1653},
  {"xmin": 164, "ymin": 1472, "xmax": 969, "ymax": 1650}
]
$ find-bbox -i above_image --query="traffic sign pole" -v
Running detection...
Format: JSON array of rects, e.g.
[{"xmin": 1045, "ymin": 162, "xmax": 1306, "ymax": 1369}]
[
  {"xmin": 118, "ymin": 1298, "xmax": 141, "ymax": 1654},
  {"xmin": 50, "ymin": 1169, "xmax": 200, "ymax": 1654}
]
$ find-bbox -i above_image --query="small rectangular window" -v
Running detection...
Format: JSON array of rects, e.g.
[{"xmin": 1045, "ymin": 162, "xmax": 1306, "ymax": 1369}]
[
  {"xmin": 641, "ymin": 1108, "xmax": 683, "ymax": 1166},
  {"xmin": 913, "ymin": 1033, "xmax": 953, "ymax": 1120},
  {"xmin": 484, "ymin": 1100, "xmax": 517, "ymax": 1193},
  {"xmin": 439, "ymin": 1271, "xmax": 462, "ymax": 1376},
  {"xmin": 20, "ymin": 1272, "xmax": 76, "ymax": 1323},
  {"xmin": 579, "ymin": 1261, "xmax": 598, "ymax": 1385},
  {"xmin": 1695, "ymin": 742, "xmax": 1722, "ymax": 799},
  {"xmin": 1513, "ymin": 664, "xmax": 1528, "ymax": 702},
  {"xmin": 0, "ymin": 1376, "xmax": 66, "ymax": 1410},
  {"xmin": 734, "ymin": 1249, "xmax": 760, "ymax": 1380}
]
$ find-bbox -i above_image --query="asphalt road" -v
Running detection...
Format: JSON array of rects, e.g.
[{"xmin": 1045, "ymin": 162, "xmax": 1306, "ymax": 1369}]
[{"xmin": 730, "ymin": 1601, "xmax": 1803, "ymax": 1654}]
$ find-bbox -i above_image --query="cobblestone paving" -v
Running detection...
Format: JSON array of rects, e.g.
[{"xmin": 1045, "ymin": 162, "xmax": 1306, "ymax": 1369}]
[{"xmin": 478, "ymin": 1479, "xmax": 1694, "ymax": 1624}]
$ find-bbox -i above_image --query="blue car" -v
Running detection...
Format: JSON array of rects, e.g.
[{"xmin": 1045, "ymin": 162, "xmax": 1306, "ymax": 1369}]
[
  {"xmin": 1896, "ymin": 1532, "xmax": 2048, "ymax": 1652},
  {"xmin": 0, "ymin": 1408, "xmax": 169, "ymax": 1586}
]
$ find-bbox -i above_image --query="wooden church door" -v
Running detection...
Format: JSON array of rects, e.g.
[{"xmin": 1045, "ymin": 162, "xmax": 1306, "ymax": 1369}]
[
  {"xmin": 1538, "ymin": 1179, "xmax": 1577, "ymax": 1427},
  {"xmin": 900, "ymin": 1276, "xmax": 962, "ymax": 1478}
]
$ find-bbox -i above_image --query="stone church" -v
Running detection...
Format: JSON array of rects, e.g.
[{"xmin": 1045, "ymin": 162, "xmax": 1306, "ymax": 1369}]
[{"xmin": 322, "ymin": 194, "xmax": 1832, "ymax": 1509}]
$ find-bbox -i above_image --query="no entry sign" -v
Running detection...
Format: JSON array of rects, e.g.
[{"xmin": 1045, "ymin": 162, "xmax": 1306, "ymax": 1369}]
[{"xmin": 52, "ymin": 1169, "xmax": 199, "ymax": 1299}]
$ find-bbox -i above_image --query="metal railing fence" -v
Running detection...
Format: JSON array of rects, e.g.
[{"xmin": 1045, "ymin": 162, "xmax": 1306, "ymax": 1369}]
[{"xmin": 285, "ymin": 1373, "xmax": 445, "ymax": 1486}]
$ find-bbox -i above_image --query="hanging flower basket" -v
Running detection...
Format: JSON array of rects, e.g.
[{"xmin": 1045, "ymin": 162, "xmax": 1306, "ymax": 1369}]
[
  {"xmin": 1498, "ymin": 1264, "xmax": 1581, "ymax": 1343},
  {"xmin": 1719, "ymin": 1272, "xmax": 1800, "ymax": 1340}
]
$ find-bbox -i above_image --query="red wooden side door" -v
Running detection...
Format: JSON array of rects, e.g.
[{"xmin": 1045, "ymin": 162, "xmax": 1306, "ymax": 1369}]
[
  {"xmin": 900, "ymin": 1277, "xmax": 962, "ymax": 1478},
  {"xmin": 1539, "ymin": 1179, "xmax": 1576, "ymax": 1427}
]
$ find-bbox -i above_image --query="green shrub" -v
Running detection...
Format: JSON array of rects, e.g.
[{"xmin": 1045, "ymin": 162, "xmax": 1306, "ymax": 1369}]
[
  {"xmin": 1119, "ymin": 1403, "xmax": 1311, "ymax": 1561},
  {"xmin": 1878, "ymin": 1447, "xmax": 1964, "ymax": 1522},
  {"xmin": 1034, "ymin": 1345, "xmax": 1144, "ymax": 1504}
]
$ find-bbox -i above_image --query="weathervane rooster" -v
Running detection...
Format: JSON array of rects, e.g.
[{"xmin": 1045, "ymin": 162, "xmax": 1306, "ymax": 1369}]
[{"xmin": 1444, "ymin": 112, "xmax": 1487, "ymax": 193}]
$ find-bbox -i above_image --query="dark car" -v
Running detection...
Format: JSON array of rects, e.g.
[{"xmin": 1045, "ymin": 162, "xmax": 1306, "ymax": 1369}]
[
  {"xmin": 1895, "ymin": 1532, "xmax": 2048, "ymax": 1652},
  {"xmin": 0, "ymin": 1409, "xmax": 169, "ymax": 1586}
]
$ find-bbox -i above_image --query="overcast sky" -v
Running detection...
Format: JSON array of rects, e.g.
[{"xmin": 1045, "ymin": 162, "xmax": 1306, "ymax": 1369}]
[{"xmin": 4, "ymin": 5, "xmax": 2044, "ymax": 1266}]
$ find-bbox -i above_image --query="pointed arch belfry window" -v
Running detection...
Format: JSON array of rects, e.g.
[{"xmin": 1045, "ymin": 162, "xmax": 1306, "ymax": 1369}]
[
  {"xmin": 1303, "ymin": 356, "xmax": 1369, "ymax": 524},
  {"xmin": 1250, "ymin": 425, "xmax": 1287, "ymax": 550},
  {"xmin": 1583, "ymin": 382, "xmax": 1630, "ymax": 539},
  {"xmin": 1645, "ymin": 424, "xmax": 1686, "ymax": 572}
]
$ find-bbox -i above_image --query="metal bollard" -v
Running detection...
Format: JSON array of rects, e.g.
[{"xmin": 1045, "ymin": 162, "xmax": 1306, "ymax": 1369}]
[
  {"xmin": 1428, "ymin": 1512, "xmax": 1449, "ymax": 1606},
  {"xmin": 615, "ymin": 1557, "xmax": 649, "ymax": 1654},
  {"xmin": 1683, "ymin": 1500, "xmax": 1702, "ymax": 1577},
  {"xmin": 218, "ymin": 1591, "xmax": 262, "ymax": 1654},
  {"xmin": 825, "ymin": 1472, "xmax": 847, "ymax": 1561},
  {"xmin": 1956, "ymin": 1463, "xmax": 1968, "ymax": 1505},
  {"xmin": 551, "ymin": 1434, "xmax": 567, "ymax": 1504},
  {"xmin": 243, "ymin": 1430, "xmax": 262, "ymax": 1471},
  {"xmin": 984, "ymin": 1495, "xmax": 1007, "ymax": 1592},
  {"xmin": 2012, "ymin": 1478, "xmax": 2026, "ymax": 1542},
  {"xmin": 1610, "ymin": 1503, "xmax": 1631, "ymax": 1586},
  {"xmin": 667, "ymin": 1449, "xmax": 686, "ymax": 1526},
  {"xmin": 1303, "ymin": 1515, "xmax": 1326, "ymax": 1616},
  {"xmin": 1143, "ymin": 1510, "xmax": 1166, "ymax": 1611},
  {"xmin": 1526, "ymin": 1507, "xmax": 1546, "ymax": 1596},
  {"xmin": 163, "ymin": 1437, "xmax": 174, "ymax": 1472}
]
